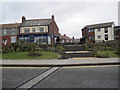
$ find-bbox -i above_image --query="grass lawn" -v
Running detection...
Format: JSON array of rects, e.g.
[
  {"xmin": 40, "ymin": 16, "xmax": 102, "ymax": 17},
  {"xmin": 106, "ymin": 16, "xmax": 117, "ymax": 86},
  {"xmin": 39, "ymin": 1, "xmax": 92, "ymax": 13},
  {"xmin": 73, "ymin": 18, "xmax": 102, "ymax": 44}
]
[
  {"xmin": 99, "ymin": 51, "xmax": 120, "ymax": 58},
  {"xmin": 1, "ymin": 51, "xmax": 59, "ymax": 59}
]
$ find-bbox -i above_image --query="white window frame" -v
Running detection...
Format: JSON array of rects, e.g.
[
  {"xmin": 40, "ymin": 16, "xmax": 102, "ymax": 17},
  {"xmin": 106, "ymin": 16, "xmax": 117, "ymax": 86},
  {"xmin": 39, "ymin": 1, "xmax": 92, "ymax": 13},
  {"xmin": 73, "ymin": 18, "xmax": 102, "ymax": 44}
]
[
  {"xmin": 3, "ymin": 39, "xmax": 7, "ymax": 45},
  {"xmin": 11, "ymin": 36, "xmax": 16, "ymax": 43},
  {"xmin": 88, "ymin": 29, "xmax": 94, "ymax": 32},
  {"xmin": 104, "ymin": 27, "xmax": 108, "ymax": 33},
  {"xmin": 39, "ymin": 27, "xmax": 44, "ymax": 32},
  {"xmin": 97, "ymin": 28, "xmax": 101, "ymax": 32},
  {"xmin": 3, "ymin": 29, "xmax": 7, "ymax": 35},
  {"xmin": 24, "ymin": 28, "xmax": 30, "ymax": 33},
  {"xmin": 97, "ymin": 35, "xmax": 101, "ymax": 39},
  {"xmin": 89, "ymin": 36, "xmax": 94, "ymax": 40},
  {"xmin": 12, "ymin": 28, "xmax": 16, "ymax": 35},
  {"xmin": 32, "ymin": 28, "xmax": 35, "ymax": 33}
]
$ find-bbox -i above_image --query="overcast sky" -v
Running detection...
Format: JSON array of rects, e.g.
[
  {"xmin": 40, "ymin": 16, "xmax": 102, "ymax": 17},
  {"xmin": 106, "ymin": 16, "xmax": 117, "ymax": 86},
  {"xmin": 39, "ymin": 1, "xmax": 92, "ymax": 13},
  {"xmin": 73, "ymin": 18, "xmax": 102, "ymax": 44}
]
[{"xmin": 1, "ymin": 1, "xmax": 119, "ymax": 38}]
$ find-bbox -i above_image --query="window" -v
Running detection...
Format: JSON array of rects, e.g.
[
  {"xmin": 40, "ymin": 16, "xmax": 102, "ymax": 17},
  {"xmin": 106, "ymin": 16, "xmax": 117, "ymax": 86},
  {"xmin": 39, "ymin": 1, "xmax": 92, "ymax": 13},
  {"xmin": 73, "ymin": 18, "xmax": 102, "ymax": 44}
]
[
  {"xmin": 24, "ymin": 28, "xmax": 30, "ymax": 33},
  {"xmin": 89, "ymin": 36, "xmax": 94, "ymax": 39},
  {"xmin": 32, "ymin": 28, "xmax": 35, "ymax": 33},
  {"xmin": 12, "ymin": 28, "xmax": 16, "ymax": 35},
  {"xmin": 11, "ymin": 36, "xmax": 16, "ymax": 43},
  {"xmin": 3, "ymin": 29, "xmax": 7, "ymax": 35},
  {"xmin": 97, "ymin": 28, "xmax": 101, "ymax": 32},
  {"xmin": 39, "ymin": 28, "xmax": 44, "ymax": 32},
  {"xmin": 62, "ymin": 40, "xmax": 65, "ymax": 43},
  {"xmin": 97, "ymin": 35, "xmax": 101, "ymax": 39},
  {"xmin": 105, "ymin": 34, "xmax": 108, "ymax": 40},
  {"xmin": 104, "ymin": 27, "xmax": 108, "ymax": 33},
  {"xmin": 67, "ymin": 40, "xmax": 69, "ymax": 42},
  {"xmin": 88, "ymin": 29, "xmax": 94, "ymax": 32},
  {"xmin": 3, "ymin": 39, "xmax": 7, "ymax": 45}
]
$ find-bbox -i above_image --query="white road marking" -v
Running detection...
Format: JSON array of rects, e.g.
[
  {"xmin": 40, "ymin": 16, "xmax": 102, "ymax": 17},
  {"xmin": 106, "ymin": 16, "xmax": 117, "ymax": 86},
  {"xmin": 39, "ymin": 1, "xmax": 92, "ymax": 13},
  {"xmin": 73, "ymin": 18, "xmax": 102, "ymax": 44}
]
[{"xmin": 15, "ymin": 67, "xmax": 60, "ymax": 89}]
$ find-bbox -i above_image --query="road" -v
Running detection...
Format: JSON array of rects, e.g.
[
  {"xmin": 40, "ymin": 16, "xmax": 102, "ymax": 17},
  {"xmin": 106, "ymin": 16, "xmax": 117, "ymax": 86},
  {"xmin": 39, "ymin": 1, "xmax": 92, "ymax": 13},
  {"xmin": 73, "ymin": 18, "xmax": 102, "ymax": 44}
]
[{"xmin": 2, "ymin": 65, "xmax": 119, "ymax": 89}]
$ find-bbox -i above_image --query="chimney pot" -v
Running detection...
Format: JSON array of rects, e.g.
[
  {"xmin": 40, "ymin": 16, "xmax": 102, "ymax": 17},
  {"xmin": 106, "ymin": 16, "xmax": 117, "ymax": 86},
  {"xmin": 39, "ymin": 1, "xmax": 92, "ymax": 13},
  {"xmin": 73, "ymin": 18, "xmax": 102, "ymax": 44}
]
[
  {"xmin": 52, "ymin": 15, "xmax": 54, "ymax": 20},
  {"xmin": 22, "ymin": 16, "xmax": 26, "ymax": 23},
  {"xmin": 64, "ymin": 34, "xmax": 66, "ymax": 36}
]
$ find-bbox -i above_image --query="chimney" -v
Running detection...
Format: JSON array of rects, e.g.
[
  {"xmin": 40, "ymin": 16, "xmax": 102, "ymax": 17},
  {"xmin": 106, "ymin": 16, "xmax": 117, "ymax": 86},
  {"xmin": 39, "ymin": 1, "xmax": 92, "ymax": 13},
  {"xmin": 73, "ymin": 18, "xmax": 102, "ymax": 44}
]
[
  {"xmin": 51, "ymin": 15, "xmax": 54, "ymax": 20},
  {"xmin": 22, "ymin": 16, "xmax": 26, "ymax": 23},
  {"xmin": 64, "ymin": 34, "xmax": 66, "ymax": 36},
  {"xmin": 72, "ymin": 37, "xmax": 74, "ymax": 39}
]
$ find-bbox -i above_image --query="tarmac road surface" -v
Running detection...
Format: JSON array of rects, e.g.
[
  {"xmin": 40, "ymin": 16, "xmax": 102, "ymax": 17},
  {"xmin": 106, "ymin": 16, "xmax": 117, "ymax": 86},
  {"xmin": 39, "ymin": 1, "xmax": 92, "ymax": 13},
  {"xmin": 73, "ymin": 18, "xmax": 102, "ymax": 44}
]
[{"xmin": 2, "ymin": 65, "xmax": 119, "ymax": 89}]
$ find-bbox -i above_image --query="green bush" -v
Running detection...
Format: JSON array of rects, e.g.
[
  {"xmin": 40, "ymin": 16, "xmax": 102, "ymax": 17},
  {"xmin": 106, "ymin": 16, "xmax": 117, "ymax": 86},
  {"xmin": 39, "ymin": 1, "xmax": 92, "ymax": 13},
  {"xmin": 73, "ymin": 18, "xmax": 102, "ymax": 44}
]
[
  {"xmin": 2, "ymin": 46, "xmax": 15, "ymax": 53},
  {"xmin": 18, "ymin": 43, "xmax": 39, "ymax": 52},
  {"xmin": 11, "ymin": 43, "xmax": 19, "ymax": 52},
  {"xmin": 55, "ymin": 45, "xmax": 64, "ymax": 53},
  {"xmin": 96, "ymin": 53, "xmax": 109, "ymax": 58},
  {"xmin": 47, "ymin": 46, "xmax": 55, "ymax": 52},
  {"xmin": 0, "ymin": 46, "xmax": 2, "ymax": 53},
  {"xmin": 115, "ymin": 50, "xmax": 120, "ymax": 55}
]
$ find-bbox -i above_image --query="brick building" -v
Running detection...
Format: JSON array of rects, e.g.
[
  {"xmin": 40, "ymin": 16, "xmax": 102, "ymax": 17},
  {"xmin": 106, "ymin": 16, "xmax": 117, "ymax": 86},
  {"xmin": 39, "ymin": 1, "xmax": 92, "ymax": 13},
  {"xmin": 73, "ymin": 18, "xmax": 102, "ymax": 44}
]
[
  {"xmin": 59, "ymin": 34, "xmax": 73, "ymax": 43},
  {"xmin": 0, "ymin": 23, "xmax": 20, "ymax": 46},
  {"xmin": 82, "ymin": 22, "xmax": 115, "ymax": 43},
  {"xmin": 18, "ymin": 15, "xmax": 59, "ymax": 45},
  {"xmin": 114, "ymin": 26, "xmax": 120, "ymax": 40}
]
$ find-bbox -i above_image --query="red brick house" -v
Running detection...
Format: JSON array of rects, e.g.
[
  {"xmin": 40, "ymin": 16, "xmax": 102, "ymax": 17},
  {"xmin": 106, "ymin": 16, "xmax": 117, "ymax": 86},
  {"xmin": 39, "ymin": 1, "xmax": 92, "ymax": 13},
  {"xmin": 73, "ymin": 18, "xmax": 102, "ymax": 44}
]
[
  {"xmin": 0, "ymin": 23, "xmax": 21, "ymax": 46},
  {"xmin": 82, "ymin": 22, "xmax": 115, "ymax": 43},
  {"xmin": 60, "ymin": 34, "xmax": 73, "ymax": 43},
  {"xmin": 18, "ymin": 15, "xmax": 59, "ymax": 45},
  {"xmin": 114, "ymin": 26, "xmax": 120, "ymax": 40}
]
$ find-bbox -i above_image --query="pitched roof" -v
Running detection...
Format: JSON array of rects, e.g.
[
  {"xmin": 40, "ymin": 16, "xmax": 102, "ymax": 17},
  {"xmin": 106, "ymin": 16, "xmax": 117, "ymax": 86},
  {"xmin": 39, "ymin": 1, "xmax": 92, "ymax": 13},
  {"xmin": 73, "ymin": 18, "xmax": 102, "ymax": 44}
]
[
  {"xmin": 85, "ymin": 22, "xmax": 114, "ymax": 29},
  {"xmin": 0, "ymin": 23, "xmax": 21, "ymax": 29},
  {"xmin": 20, "ymin": 19, "xmax": 53, "ymax": 27},
  {"xmin": 60, "ymin": 35, "xmax": 72, "ymax": 40}
]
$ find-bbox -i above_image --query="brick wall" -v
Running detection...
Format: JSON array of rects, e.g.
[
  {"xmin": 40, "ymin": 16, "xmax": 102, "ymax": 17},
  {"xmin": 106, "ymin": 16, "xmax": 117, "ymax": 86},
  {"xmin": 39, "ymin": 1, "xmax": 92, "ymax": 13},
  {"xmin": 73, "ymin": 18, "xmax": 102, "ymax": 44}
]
[
  {"xmin": 49, "ymin": 19, "xmax": 59, "ymax": 44},
  {"xmin": 82, "ymin": 28, "xmax": 95, "ymax": 43}
]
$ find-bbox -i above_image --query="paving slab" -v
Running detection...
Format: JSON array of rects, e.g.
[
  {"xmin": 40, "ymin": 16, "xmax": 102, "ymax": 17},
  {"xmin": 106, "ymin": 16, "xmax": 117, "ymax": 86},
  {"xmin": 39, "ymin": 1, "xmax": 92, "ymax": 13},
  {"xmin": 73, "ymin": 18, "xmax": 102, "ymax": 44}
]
[{"xmin": 1, "ymin": 58, "xmax": 119, "ymax": 67}]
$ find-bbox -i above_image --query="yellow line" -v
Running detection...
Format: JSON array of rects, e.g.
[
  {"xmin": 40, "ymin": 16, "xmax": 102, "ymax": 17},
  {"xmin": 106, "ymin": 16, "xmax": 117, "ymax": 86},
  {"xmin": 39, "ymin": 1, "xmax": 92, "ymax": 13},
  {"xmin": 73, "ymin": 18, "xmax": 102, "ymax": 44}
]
[
  {"xmin": 0, "ymin": 67, "xmax": 49, "ymax": 69},
  {"xmin": 0, "ymin": 65, "xmax": 119, "ymax": 69},
  {"xmin": 63, "ymin": 65, "xmax": 120, "ymax": 68}
]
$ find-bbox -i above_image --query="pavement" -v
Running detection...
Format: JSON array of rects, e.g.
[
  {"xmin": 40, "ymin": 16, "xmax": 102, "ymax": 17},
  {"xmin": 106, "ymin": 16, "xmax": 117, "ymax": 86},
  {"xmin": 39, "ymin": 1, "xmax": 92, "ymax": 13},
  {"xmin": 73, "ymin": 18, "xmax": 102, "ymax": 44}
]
[{"xmin": 1, "ymin": 58, "xmax": 120, "ymax": 67}]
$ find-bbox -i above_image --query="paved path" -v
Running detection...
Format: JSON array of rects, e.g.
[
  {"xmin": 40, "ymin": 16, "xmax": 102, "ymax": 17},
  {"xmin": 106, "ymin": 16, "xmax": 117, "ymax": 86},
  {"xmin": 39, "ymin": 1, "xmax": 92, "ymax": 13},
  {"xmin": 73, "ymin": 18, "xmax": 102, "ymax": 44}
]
[{"xmin": 1, "ymin": 58, "xmax": 119, "ymax": 67}]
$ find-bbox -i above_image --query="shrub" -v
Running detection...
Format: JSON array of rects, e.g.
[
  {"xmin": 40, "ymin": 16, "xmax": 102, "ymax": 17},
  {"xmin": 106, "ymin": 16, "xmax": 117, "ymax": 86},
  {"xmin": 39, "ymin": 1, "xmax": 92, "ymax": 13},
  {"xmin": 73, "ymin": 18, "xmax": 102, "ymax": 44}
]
[
  {"xmin": 0, "ymin": 46, "xmax": 2, "ymax": 53},
  {"xmin": 18, "ymin": 43, "xmax": 39, "ymax": 52},
  {"xmin": 96, "ymin": 54, "xmax": 109, "ymax": 58},
  {"xmin": 57, "ymin": 53, "xmax": 69, "ymax": 59},
  {"xmin": 47, "ymin": 46, "xmax": 55, "ymax": 52},
  {"xmin": 11, "ymin": 43, "xmax": 19, "ymax": 52},
  {"xmin": 55, "ymin": 45, "xmax": 64, "ymax": 53},
  {"xmin": 115, "ymin": 50, "xmax": 120, "ymax": 55},
  {"xmin": 2, "ymin": 46, "xmax": 15, "ymax": 53}
]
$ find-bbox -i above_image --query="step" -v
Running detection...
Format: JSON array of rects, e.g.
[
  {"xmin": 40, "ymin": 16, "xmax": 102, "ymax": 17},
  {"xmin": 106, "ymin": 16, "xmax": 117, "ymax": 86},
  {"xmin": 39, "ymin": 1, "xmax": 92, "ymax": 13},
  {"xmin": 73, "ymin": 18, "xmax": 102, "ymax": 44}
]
[
  {"xmin": 64, "ymin": 45, "xmax": 85, "ymax": 51},
  {"xmin": 65, "ymin": 51, "xmax": 94, "ymax": 58}
]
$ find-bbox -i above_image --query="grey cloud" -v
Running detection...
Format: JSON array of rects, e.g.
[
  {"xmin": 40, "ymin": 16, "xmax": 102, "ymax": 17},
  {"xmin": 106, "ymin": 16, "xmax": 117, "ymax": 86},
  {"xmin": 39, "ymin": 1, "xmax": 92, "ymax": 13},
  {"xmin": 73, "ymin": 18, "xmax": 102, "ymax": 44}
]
[{"xmin": 1, "ymin": 2, "xmax": 118, "ymax": 38}]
